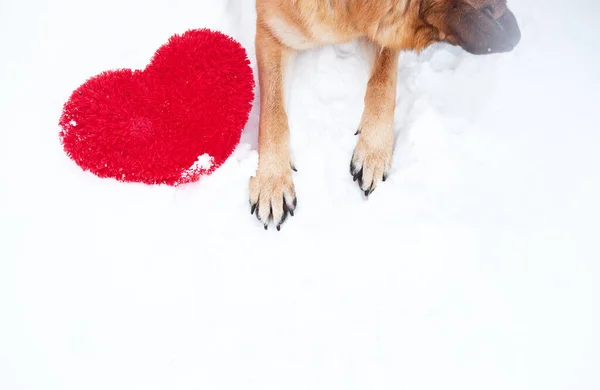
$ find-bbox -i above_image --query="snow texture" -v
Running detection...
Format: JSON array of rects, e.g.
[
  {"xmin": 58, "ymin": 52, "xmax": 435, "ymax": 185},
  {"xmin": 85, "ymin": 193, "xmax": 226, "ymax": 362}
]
[
  {"xmin": 179, "ymin": 153, "xmax": 214, "ymax": 184},
  {"xmin": 1, "ymin": 0, "xmax": 599, "ymax": 389}
]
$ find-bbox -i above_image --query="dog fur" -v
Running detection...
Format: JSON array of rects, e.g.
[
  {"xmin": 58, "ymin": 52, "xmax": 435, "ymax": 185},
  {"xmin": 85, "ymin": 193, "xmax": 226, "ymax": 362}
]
[{"xmin": 249, "ymin": 0, "xmax": 521, "ymax": 230}]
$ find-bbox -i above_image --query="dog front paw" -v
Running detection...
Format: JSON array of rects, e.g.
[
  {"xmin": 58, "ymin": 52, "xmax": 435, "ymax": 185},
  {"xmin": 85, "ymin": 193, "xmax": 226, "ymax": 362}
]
[
  {"xmin": 249, "ymin": 162, "xmax": 297, "ymax": 230},
  {"xmin": 350, "ymin": 127, "xmax": 393, "ymax": 196}
]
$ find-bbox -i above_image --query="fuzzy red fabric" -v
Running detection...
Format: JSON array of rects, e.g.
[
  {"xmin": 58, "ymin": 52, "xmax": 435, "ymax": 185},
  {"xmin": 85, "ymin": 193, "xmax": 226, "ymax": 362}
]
[{"xmin": 59, "ymin": 29, "xmax": 254, "ymax": 186}]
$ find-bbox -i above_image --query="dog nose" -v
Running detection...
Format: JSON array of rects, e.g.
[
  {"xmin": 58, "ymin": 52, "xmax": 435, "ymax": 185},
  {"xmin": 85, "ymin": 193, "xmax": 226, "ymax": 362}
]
[{"xmin": 497, "ymin": 10, "xmax": 521, "ymax": 51}]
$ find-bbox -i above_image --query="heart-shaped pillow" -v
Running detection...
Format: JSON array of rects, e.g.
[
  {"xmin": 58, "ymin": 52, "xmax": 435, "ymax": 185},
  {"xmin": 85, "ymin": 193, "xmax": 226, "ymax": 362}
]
[{"xmin": 59, "ymin": 29, "xmax": 255, "ymax": 186}]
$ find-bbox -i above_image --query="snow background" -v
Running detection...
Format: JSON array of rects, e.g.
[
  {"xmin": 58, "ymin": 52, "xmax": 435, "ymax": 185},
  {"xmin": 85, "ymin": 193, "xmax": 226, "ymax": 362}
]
[{"xmin": 1, "ymin": 0, "xmax": 599, "ymax": 389}]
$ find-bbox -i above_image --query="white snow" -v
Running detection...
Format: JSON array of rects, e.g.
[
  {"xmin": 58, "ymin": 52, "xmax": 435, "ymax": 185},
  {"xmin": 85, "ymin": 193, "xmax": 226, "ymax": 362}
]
[
  {"xmin": 179, "ymin": 153, "xmax": 214, "ymax": 184},
  {"xmin": 1, "ymin": 0, "xmax": 600, "ymax": 389}
]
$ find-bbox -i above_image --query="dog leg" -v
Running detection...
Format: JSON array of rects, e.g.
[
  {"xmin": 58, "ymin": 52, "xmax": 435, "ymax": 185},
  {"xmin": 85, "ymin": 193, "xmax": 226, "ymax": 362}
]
[
  {"xmin": 249, "ymin": 21, "xmax": 297, "ymax": 230},
  {"xmin": 350, "ymin": 44, "xmax": 400, "ymax": 196}
]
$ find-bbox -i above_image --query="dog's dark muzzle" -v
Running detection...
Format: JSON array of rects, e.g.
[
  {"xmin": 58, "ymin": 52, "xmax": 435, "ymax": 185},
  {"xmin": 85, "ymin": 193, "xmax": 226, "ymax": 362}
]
[{"xmin": 490, "ymin": 10, "xmax": 522, "ymax": 53}]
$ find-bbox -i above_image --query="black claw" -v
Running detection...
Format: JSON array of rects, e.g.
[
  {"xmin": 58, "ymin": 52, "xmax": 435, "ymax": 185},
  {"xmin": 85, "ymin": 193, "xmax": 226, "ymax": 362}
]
[
  {"xmin": 291, "ymin": 164, "xmax": 298, "ymax": 172},
  {"xmin": 382, "ymin": 173, "xmax": 388, "ymax": 182},
  {"xmin": 255, "ymin": 205, "xmax": 261, "ymax": 221},
  {"xmin": 354, "ymin": 129, "xmax": 360, "ymax": 136},
  {"xmin": 276, "ymin": 225, "xmax": 281, "ymax": 231},
  {"xmin": 352, "ymin": 164, "xmax": 362, "ymax": 183},
  {"xmin": 253, "ymin": 195, "xmax": 261, "ymax": 219},
  {"xmin": 350, "ymin": 152, "xmax": 358, "ymax": 174},
  {"xmin": 351, "ymin": 159, "xmax": 364, "ymax": 186},
  {"xmin": 288, "ymin": 197, "xmax": 296, "ymax": 217},
  {"xmin": 279, "ymin": 196, "xmax": 290, "ymax": 228},
  {"xmin": 264, "ymin": 224, "xmax": 268, "ymax": 230}
]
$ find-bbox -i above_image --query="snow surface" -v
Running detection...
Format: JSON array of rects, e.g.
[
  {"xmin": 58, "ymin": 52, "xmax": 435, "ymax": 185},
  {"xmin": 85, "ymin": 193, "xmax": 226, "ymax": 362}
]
[{"xmin": 1, "ymin": 0, "xmax": 600, "ymax": 389}]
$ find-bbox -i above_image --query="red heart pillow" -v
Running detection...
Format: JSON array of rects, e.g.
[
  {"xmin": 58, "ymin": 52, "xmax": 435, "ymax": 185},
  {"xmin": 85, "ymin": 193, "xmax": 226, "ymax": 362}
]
[{"xmin": 59, "ymin": 29, "xmax": 255, "ymax": 186}]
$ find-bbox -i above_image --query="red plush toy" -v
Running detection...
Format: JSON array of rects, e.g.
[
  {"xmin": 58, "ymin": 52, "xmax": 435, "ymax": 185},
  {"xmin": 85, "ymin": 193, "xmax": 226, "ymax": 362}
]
[{"xmin": 59, "ymin": 29, "xmax": 255, "ymax": 186}]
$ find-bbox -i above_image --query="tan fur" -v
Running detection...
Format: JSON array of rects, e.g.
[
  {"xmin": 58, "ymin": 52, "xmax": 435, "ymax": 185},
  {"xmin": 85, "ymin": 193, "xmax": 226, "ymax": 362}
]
[{"xmin": 249, "ymin": 0, "xmax": 520, "ymax": 230}]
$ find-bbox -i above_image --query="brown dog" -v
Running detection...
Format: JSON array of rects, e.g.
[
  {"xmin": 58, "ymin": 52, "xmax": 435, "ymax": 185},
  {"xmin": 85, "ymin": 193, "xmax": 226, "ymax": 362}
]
[{"xmin": 249, "ymin": 0, "xmax": 521, "ymax": 230}]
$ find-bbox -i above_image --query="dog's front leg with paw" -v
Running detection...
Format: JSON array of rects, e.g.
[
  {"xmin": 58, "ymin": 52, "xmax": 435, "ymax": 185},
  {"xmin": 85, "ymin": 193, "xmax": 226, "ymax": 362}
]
[
  {"xmin": 249, "ymin": 22, "xmax": 297, "ymax": 230},
  {"xmin": 351, "ymin": 44, "xmax": 400, "ymax": 196}
]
